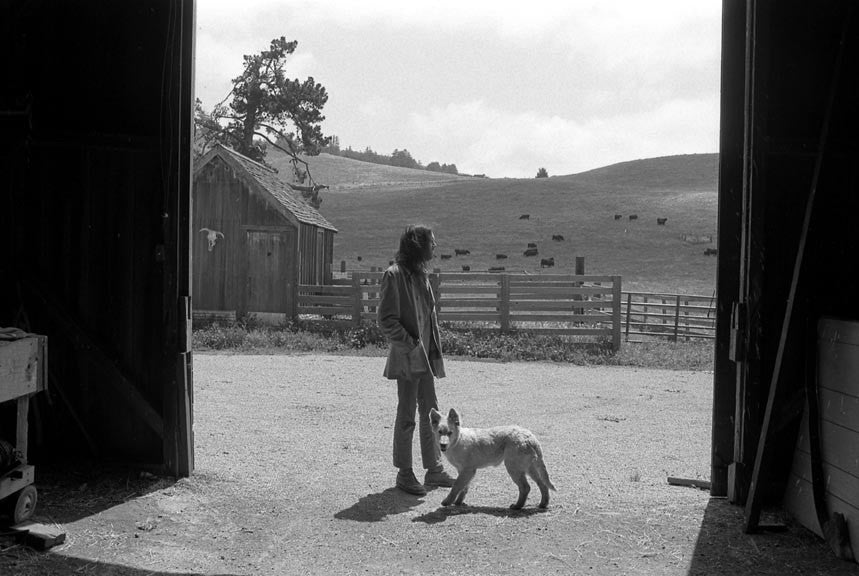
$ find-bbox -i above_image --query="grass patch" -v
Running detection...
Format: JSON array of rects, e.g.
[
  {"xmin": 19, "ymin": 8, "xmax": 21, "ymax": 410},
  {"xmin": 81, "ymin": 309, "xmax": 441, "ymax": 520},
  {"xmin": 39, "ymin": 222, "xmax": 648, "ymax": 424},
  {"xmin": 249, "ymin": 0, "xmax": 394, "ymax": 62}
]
[{"xmin": 193, "ymin": 318, "xmax": 714, "ymax": 371}]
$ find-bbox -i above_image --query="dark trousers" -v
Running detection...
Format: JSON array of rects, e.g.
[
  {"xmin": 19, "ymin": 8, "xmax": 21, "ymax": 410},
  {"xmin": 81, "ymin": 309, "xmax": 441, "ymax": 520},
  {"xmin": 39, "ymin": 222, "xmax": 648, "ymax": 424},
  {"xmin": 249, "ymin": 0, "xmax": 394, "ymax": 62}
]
[{"xmin": 393, "ymin": 372, "xmax": 442, "ymax": 471}]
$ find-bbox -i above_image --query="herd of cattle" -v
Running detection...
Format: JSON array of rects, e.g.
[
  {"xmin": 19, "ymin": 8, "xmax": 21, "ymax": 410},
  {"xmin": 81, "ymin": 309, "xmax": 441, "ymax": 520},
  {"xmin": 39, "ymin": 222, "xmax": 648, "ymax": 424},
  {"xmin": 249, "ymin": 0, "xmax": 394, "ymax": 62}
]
[{"xmin": 362, "ymin": 213, "xmax": 716, "ymax": 273}]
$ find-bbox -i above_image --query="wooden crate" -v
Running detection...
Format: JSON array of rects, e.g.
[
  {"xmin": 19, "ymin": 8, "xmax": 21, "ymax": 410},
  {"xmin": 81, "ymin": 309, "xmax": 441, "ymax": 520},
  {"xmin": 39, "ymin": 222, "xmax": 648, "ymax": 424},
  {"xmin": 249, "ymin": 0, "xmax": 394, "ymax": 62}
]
[
  {"xmin": 0, "ymin": 335, "xmax": 48, "ymax": 404},
  {"xmin": 0, "ymin": 333, "xmax": 48, "ymax": 509}
]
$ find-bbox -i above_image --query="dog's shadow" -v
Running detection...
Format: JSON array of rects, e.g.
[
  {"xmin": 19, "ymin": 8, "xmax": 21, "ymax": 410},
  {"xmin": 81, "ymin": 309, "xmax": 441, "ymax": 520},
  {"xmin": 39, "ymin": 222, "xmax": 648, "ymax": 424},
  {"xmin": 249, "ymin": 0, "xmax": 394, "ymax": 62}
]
[
  {"xmin": 334, "ymin": 488, "xmax": 425, "ymax": 522},
  {"xmin": 412, "ymin": 504, "xmax": 549, "ymax": 525}
]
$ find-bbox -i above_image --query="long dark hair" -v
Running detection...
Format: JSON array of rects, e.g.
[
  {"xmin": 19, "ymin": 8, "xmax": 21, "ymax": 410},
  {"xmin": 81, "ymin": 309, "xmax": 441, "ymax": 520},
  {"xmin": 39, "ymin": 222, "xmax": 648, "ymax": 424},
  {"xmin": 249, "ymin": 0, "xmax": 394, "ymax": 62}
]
[{"xmin": 395, "ymin": 224, "xmax": 433, "ymax": 275}]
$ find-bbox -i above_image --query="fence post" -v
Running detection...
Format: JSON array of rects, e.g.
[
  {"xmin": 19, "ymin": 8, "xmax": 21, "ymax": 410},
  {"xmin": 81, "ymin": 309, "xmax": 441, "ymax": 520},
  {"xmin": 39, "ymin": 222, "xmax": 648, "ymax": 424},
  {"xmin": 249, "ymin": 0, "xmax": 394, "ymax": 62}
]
[
  {"xmin": 612, "ymin": 277, "xmax": 622, "ymax": 351},
  {"xmin": 352, "ymin": 274, "xmax": 362, "ymax": 327},
  {"xmin": 573, "ymin": 256, "xmax": 585, "ymax": 315},
  {"xmin": 500, "ymin": 274, "xmax": 510, "ymax": 332},
  {"xmin": 625, "ymin": 292, "xmax": 632, "ymax": 341},
  {"xmin": 673, "ymin": 294, "xmax": 681, "ymax": 341}
]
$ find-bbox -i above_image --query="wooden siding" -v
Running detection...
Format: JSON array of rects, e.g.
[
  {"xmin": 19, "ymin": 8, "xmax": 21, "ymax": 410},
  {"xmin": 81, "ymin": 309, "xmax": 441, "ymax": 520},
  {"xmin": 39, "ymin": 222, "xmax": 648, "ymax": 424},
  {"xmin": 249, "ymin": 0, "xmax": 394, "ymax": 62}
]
[{"xmin": 784, "ymin": 318, "xmax": 859, "ymax": 552}]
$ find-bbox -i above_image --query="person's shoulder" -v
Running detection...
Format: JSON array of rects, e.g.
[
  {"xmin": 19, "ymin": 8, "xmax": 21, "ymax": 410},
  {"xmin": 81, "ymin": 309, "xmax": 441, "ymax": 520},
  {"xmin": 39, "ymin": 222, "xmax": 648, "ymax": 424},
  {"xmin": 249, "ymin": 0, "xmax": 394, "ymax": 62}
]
[{"xmin": 382, "ymin": 263, "xmax": 402, "ymax": 278}]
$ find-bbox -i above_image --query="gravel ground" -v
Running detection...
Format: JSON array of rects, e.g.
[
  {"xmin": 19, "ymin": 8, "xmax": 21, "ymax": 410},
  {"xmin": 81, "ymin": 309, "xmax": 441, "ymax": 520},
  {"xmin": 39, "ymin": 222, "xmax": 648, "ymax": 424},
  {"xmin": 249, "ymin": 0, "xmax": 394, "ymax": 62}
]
[{"xmin": 2, "ymin": 353, "xmax": 856, "ymax": 576}]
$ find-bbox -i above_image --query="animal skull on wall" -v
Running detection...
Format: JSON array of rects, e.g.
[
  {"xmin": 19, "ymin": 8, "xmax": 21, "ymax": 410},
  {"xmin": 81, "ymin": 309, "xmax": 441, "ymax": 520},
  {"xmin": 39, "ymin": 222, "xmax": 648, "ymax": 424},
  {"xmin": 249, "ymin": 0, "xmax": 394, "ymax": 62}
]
[{"xmin": 200, "ymin": 227, "xmax": 225, "ymax": 251}]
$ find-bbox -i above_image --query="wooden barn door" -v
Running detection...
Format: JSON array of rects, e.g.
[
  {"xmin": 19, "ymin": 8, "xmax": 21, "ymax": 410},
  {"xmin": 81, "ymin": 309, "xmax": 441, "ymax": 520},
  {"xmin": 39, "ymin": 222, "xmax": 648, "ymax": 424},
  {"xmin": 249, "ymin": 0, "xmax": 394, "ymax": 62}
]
[{"xmin": 245, "ymin": 230, "xmax": 294, "ymax": 314}]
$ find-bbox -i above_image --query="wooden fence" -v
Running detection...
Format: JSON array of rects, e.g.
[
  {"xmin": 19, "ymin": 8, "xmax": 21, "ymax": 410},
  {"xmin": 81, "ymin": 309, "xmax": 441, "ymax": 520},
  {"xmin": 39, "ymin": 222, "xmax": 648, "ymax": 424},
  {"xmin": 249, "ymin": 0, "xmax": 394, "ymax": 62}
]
[
  {"xmin": 298, "ymin": 271, "xmax": 622, "ymax": 350},
  {"xmin": 622, "ymin": 291, "xmax": 717, "ymax": 342}
]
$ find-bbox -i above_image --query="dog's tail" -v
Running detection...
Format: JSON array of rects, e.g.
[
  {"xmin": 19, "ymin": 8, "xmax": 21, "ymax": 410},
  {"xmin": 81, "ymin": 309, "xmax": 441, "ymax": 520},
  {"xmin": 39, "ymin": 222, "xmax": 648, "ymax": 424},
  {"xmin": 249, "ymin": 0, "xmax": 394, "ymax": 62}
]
[{"xmin": 533, "ymin": 446, "xmax": 556, "ymax": 491}]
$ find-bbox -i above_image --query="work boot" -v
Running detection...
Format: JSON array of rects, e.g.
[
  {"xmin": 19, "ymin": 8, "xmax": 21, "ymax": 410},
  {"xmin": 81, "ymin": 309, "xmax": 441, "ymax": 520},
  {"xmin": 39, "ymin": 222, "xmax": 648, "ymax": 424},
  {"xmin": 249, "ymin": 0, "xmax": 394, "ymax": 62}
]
[
  {"xmin": 396, "ymin": 469, "xmax": 427, "ymax": 495},
  {"xmin": 424, "ymin": 468, "xmax": 456, "ymax": 487}
]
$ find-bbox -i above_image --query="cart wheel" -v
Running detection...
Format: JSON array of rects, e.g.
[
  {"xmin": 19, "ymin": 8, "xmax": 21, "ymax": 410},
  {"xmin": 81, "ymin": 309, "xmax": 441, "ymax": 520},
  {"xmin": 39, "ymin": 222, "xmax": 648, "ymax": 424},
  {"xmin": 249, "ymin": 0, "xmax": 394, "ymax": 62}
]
[{"xmin": 6, "ymin": 485, "xmax": 38, "ymax": 524}]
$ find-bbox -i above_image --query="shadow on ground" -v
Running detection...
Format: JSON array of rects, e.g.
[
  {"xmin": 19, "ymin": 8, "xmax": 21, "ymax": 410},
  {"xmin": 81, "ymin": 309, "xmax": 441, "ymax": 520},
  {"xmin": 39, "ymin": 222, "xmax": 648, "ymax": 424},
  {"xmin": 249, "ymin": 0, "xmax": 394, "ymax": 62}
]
[
  {"xmin": 0, "ymin": 463, "xmax": 175, "ymax": 526},
  {"xmin": 412, "ymin": 504, "xmax": 548, "ymax": 525},
  {"xmin": 687, "ymin": 498, "xmax": 859, "ymax": 576},
  {"xmin": 334, "ymin": 487, "xmax": 425, "ymax": 522}
]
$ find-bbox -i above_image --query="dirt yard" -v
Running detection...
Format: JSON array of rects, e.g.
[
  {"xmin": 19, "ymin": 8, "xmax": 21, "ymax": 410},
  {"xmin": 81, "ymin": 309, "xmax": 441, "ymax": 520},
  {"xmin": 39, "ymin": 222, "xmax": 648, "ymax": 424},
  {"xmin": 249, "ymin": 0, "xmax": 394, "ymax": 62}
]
[{"xmin": 2, "ymin": 354, "xmax": 857, "ymax": 575}]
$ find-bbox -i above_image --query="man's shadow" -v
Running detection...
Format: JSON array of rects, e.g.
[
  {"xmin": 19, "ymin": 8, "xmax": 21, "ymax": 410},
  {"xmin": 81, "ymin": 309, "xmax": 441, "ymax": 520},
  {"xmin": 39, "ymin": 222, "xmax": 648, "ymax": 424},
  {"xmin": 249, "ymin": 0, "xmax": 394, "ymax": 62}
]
[{"xmin": 334, "ymin": 488, "xmax": 425, "ymax": 522}]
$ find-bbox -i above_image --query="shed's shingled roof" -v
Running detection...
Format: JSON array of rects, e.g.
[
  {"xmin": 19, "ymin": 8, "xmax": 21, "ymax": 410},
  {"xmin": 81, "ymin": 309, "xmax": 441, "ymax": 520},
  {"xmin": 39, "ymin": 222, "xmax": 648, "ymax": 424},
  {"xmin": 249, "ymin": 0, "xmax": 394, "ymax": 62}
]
[{"xmin": 196, "ymin": 144, "xmax": 337, "ymax": 232}]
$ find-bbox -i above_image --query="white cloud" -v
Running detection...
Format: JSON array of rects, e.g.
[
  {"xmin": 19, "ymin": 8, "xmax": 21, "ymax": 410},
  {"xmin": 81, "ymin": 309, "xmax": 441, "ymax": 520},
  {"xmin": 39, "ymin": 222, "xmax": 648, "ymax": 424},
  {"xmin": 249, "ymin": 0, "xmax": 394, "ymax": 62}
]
[{"xmin": 408, "ymin": 96, "xmax": 718, "ymax": 178}]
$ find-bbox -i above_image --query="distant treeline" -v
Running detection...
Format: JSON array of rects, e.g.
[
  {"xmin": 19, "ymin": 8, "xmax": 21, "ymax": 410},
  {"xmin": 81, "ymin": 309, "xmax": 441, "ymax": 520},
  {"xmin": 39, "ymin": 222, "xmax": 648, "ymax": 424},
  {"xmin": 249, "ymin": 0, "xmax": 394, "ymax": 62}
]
[{"xmin": 322, "ymin": 135, "xmax": 472, "ymax": 176}]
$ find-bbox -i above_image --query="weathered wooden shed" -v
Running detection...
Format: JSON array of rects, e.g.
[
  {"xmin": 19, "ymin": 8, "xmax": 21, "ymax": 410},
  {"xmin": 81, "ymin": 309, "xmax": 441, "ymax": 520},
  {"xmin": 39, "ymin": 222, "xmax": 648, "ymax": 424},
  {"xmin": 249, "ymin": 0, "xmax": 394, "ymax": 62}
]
[{"xmin": 192, "ymin": 145, "xmax": 337, "ymax": 322}]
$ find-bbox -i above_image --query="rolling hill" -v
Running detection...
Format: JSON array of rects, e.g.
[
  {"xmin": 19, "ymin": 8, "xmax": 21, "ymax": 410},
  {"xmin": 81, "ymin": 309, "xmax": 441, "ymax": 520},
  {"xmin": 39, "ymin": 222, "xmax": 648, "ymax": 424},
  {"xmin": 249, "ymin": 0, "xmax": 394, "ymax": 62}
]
[{"xmin": 268, "ymin": 150, "xmax": 720, "ymax": 295}]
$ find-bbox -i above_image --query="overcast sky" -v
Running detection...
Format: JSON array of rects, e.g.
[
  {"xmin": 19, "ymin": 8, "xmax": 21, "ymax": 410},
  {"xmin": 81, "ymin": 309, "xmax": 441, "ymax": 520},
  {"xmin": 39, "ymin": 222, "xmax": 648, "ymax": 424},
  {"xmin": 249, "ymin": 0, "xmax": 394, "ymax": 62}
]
[{"xmin": 195, "ymin": 0, "xmax": 723, "ymax": 178}]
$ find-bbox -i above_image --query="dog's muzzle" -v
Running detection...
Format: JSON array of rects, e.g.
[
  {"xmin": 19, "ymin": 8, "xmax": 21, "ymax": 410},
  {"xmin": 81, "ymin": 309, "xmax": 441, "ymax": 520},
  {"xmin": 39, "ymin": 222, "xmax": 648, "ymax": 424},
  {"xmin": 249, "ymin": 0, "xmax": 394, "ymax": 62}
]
[{"xmin": 438, "ymin": 435, "xmax": 449, "ymax": 452}]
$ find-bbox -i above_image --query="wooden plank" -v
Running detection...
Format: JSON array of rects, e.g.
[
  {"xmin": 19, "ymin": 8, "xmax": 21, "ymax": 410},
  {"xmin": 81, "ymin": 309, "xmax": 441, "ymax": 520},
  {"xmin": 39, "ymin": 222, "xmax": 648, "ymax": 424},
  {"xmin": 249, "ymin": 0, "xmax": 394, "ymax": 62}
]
[
  {"xmin": 790, "ymin": 448, "xmax": 859, "ymax": 515},
  {"xmin": 296, "ymin": 294, "xmax": 352, "ymax": 305},
  {"xmin": 796, "ymin": 420, "xmax": 859, "ymax": 479},
  {"xmin": 440, "ymin": 285, "xmax": 500, "ymax": 294},
  {"xmin": 436, "ymin": 299, "xmax": 499, "ymax": 308},
  {"xmin": 439, "ymin": 312, "xmax": 501, "ymax": 322},
  {"xmin": 297, "ymin": 285, "xmax": 353, "ymax": 295},
  {"xmin": 7, "ymin": 521, "xmax": 67, "ymax": 551},
  {"xmin": 297, "ymin": 306, "xmax": 353, "ymax": 316},
  {"xmin": 521, "ymin": 328, "xmax": 613, "ymax": 336},
  {"xmin": 510, "ymin": 314, "xmax": 609, "ymax": 323},
  {"xmin": 192, "ymin": 309, "xmax": 236, "ymax": 322},
  {"xmin": 510, "ymin": 301, "xmax": 607, "ymax": 312},
  {"xmin": 818, "ymin": 387, "xmax": 859, "ymax": 433},
  {"xmin": 818, "ymin": 325, "xmax": 859, "ymax": 399}
]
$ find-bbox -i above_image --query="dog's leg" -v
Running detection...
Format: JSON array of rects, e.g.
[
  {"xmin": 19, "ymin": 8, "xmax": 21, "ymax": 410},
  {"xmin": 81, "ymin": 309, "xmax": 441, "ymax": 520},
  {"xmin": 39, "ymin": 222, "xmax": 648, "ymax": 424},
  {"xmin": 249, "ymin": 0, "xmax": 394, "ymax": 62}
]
[
  {"xmin": 505, "ymin": 462, "xmax": 530, "ymax": 510},
  {"xmin": 529, "ymin": 462, "xmax": 551, "ymax": 508},
  {"xmin": 442, "ymin": 469, "xmax": 475, "ymax": 507}
]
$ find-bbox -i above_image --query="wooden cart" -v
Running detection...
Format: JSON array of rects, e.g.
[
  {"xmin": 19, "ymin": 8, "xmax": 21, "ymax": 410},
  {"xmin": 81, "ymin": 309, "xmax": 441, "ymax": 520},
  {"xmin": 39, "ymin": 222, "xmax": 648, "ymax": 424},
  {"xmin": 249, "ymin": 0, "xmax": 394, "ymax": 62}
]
[{"xmin": 0, "ymin": 332, "xmax": 47, "ymax": 525}]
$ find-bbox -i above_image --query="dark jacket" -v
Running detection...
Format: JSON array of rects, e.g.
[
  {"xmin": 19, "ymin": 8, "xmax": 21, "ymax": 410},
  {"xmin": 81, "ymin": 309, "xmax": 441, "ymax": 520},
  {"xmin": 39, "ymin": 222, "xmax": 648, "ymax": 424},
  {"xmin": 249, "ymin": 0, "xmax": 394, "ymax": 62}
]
[{"xmin": 377, "ymin": 263, "xmax": 445, "ymax": 379}]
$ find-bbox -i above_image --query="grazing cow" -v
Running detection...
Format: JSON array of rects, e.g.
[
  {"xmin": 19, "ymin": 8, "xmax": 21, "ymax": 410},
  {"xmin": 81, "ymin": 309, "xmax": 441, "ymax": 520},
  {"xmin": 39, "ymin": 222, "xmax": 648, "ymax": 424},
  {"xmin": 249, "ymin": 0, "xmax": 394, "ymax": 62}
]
[
  {"xmin": 629, "ymin": 214, "xmax": 638, "ymax": 221},
  {"xmin": 489, "ymin": 266, "xmax": 505, "ymax": 272},
  {"xmin": 614, "ymin": 214, "xmax": 623, "ymax": 220},
  {"xmin": 454, "ymin": 248, "xmax": 471, "ymax": 256},
  {"xmin": 357, "ymin": 256, "xmax": 363, "ymax": 261},
  {"xmin": 527, "ymin": 242, "xmax": 537, "ymax": 248},
  {"xmin": 524, "ymin": 247, "xmax": 539, "ymax": 257},
  {"xmin": 519, "ymin": 214, "xmax": 530, "ymax": 220},
  {"xmin": 704, "ymin": 248, "xmax": 718, "ymax": 256},
  {"xmin": 440, "ymin": 254, "xmax": 452, "ymax": 260},
  {"xmin": 657, "ymin": 218, "xmax": 668, "ymax": 225},
  {"xmin": 540, "ymin": 257, "xmax": 555, "ymax": 268},
  {"xmin": 552, "ymin": 234, "xmax": 565, "ymax": 242},
  {"xmin": 496, "ymin": 254, "xmax": 508, "ymax": 260},
  {"xmin": 461, "ymin": 265, "xmax": 471, "ymax": 271}
]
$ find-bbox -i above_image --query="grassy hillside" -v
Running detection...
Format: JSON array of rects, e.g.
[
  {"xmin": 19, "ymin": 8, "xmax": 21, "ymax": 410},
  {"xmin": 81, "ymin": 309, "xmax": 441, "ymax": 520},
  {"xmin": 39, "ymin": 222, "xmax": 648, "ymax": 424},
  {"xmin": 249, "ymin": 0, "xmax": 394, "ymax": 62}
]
[
  {"xmin": 270, "ymin": 151, "xmax": 719, "ymax": 295},
  {"xmin": 268, "ymin": 151, "xmax": 475, "ymax": 190}
]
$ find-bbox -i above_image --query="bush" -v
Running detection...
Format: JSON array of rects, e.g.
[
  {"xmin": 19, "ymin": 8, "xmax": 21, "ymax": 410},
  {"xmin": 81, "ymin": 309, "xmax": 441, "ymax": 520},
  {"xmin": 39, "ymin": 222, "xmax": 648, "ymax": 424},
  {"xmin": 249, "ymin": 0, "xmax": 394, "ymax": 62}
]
[{"xmin": 193, "ymin": 320, "xmax": 714, "ymax": 370}]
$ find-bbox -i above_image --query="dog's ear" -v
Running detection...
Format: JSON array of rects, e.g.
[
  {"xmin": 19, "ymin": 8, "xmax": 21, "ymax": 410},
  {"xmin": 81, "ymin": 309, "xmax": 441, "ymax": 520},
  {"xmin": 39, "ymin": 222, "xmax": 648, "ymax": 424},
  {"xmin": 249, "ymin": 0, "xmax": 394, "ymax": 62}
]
[
  {"xmin": 429, "ymin": 408, "xmax": 441, "ymax": 425},
  {"xmin": 448, "ymin": 408, "xmax": 460, "ymax": 426}
]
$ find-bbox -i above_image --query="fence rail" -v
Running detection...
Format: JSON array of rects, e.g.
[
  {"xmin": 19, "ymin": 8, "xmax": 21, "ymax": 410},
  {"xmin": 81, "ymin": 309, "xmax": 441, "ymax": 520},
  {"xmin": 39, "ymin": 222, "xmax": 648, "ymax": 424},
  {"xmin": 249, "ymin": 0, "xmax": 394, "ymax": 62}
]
[
  {"xmin": 622, "ymin": 291, "xmax": 716, "ymax": 342},
  {"xmin": 297, "ymin": 273, "xmax": 717, "ymax": 347},
  {"xmin": 300, "ymin": 271, "xmax": 622, "ymax": 350}
]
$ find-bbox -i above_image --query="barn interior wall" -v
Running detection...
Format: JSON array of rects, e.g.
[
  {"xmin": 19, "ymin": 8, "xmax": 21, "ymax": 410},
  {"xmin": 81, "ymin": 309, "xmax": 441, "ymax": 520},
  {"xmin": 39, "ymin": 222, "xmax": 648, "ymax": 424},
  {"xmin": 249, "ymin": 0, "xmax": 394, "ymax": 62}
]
[
  {"xmin": 719, "ymin": 0, "xmax": 859, "ymax": 509},
  {"xmin": 1, "ymin": 1, "xmax": 194, "ymax": 474}
]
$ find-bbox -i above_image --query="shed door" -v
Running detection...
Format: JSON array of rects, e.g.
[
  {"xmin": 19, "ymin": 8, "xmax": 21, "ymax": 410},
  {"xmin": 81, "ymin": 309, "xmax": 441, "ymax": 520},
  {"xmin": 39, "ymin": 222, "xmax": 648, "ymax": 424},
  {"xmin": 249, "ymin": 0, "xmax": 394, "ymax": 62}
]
[{"xmin": 246, "ymin": 230, "xmax": 294, "ymax": 313}]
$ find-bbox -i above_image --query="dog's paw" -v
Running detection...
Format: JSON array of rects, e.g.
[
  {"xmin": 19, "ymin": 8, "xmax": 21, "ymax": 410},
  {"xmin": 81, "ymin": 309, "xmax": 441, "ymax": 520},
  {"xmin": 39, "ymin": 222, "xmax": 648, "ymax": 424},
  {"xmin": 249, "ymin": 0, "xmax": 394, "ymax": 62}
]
[{"xmin": 441, "ymin": 498, "xmax": 453, "ymax": 507}]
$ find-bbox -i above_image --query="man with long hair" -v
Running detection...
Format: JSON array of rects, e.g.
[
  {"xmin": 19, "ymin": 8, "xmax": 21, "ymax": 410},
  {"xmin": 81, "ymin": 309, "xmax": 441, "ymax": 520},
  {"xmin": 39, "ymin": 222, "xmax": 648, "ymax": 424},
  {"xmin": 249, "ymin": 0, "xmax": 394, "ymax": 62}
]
[{"xmin": 377, "ymin": 225, "xmax": 455, "ymax": 495}]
